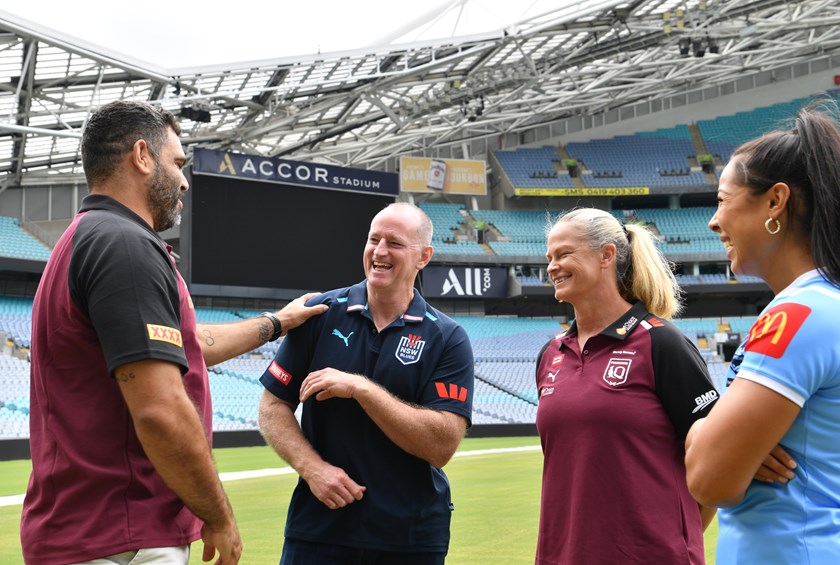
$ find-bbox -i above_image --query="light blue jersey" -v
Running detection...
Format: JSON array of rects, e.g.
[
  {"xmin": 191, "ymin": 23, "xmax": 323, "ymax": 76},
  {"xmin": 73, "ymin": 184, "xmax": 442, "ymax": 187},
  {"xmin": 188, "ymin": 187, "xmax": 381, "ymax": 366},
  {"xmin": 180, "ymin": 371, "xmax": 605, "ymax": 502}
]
[{"xmin": 718, "ymin": 270, "xmax": 840, "ymax": 564}]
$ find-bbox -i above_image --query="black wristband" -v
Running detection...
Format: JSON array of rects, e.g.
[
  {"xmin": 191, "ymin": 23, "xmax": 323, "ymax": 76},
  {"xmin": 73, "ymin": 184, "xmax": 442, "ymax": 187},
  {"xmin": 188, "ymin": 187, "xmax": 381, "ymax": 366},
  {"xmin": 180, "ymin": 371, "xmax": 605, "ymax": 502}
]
[{"xmin": 260, "ymin": 312, "xmax": 282, "ymax": 342}]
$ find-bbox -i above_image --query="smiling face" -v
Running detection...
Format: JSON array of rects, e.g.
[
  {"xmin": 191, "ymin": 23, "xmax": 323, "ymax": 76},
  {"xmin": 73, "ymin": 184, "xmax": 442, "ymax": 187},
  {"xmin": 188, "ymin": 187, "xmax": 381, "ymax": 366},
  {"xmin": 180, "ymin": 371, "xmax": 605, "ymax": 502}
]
[
  {"xmin": 709, "ymin": 158, "xmax": 777, "ymax": 278},
  {"xmin": 146, "ymin": 128, "xmax": 188, "ymax": 232},
  {"xmin": 363, "ymin": 206, "xmax": 432, "ymax": 293},
  {"xmin": 545, "ymin": 220, "xmax": 612, "ymax": 306}
]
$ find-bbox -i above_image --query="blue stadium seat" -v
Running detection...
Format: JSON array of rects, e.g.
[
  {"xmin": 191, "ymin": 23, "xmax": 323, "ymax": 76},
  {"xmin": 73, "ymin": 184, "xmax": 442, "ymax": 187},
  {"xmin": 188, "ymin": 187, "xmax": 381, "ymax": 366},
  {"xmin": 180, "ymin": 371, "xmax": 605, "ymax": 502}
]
[{"xmin": 0, "ymin": 216, "xmax": 52, "ymax": 261}]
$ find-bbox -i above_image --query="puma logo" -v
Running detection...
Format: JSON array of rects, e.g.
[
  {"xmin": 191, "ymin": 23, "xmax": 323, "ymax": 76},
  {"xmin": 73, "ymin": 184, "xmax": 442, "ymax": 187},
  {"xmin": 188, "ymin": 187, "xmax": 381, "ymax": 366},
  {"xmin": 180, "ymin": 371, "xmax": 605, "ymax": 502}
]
[{"xmin": 332, "ymin": 329, "xmax": 354, "ymax": 347}]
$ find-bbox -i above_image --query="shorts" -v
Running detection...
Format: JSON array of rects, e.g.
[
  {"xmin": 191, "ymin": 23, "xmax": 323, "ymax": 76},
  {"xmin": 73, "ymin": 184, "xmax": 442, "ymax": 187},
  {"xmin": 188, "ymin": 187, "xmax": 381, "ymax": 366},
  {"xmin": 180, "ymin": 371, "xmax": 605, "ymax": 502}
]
[
  {"xmin": 279, "ymin": 538, "xmax": 447, "ymax": 565},
  {"xmin": 70, "ymin": 545, "xmax": 190, "ymax": 565}
]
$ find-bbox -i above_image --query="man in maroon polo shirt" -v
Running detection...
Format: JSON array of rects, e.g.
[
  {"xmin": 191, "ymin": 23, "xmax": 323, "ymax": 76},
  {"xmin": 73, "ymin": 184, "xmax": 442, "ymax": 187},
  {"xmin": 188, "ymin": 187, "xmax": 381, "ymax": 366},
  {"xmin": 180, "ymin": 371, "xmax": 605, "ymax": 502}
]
[{"xmin": 20, "ymin": 100, "xmax": 325, "ymax": 565}]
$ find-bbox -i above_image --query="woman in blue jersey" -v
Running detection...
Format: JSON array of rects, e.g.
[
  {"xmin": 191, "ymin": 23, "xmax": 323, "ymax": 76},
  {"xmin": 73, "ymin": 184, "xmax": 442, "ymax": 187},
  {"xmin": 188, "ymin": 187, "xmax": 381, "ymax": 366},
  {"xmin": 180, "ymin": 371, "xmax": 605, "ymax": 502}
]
[{"xmin": 686, "ymin": 106, "xmax": 840, "ymax": 564}]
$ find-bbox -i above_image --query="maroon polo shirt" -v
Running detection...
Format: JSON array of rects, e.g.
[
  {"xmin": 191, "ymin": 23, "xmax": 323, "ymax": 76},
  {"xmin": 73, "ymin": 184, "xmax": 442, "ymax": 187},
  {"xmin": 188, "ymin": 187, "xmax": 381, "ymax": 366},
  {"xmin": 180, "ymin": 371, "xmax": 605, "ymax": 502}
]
[
  {"xmin": 535, "ymin": 302, "xmax": 717, "ymax": 565},
  {"xmin": 21, "ymin": 194, "xmax": 210, "ymax": 564}
]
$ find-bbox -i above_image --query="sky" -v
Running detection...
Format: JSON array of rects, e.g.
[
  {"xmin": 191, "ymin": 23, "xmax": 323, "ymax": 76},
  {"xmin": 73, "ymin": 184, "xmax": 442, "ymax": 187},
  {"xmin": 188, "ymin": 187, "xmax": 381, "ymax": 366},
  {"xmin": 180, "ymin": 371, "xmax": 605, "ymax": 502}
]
[{"xmin": 1, "ymin": 1, "xmax": 564, "ymax": 69}]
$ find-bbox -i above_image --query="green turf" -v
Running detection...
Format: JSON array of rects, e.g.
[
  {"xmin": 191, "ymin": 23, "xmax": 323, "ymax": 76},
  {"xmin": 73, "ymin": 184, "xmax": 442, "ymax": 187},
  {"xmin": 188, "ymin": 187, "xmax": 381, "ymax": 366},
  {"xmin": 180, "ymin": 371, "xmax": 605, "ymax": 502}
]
[
  {"xmin": 0, "ymin": 437, "xmax": 717, "ymax": 564},
  {"xmin": 0, "ymin": 459, "xmax": 30, "ymax": 496}
]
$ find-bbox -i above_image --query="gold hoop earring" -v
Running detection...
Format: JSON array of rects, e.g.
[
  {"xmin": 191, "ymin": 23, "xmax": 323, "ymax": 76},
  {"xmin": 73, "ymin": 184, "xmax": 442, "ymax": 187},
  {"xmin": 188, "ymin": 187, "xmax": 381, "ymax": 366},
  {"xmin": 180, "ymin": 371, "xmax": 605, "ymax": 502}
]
[{"xmin": 765, "ymin": 217, "xmax": 781, "ymax": 235}]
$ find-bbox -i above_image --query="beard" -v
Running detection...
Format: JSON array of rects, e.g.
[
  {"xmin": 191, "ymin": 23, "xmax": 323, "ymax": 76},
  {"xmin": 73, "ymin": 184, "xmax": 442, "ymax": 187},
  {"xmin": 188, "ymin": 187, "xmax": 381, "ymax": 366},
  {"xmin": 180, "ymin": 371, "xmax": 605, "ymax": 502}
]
[{"xmin": 147, "ymin": 162, "xmax": 182, "ymax": 232}]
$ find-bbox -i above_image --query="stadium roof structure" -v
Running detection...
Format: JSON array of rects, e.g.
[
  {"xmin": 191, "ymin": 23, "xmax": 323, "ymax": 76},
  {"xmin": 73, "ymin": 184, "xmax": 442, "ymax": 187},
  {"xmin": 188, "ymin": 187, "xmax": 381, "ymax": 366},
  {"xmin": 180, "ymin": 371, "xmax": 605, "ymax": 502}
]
[{"xmin": 1, "ymin": 0, "xmax": 840, "ymax": 189}]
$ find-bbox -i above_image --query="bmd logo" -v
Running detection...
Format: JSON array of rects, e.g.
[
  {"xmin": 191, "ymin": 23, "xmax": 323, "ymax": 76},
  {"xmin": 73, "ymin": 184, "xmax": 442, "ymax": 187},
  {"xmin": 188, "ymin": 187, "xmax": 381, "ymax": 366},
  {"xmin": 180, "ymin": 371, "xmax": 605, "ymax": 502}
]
[{"xmin": 442, "ymin": 268, "xmax": 493, "ymax": 296}]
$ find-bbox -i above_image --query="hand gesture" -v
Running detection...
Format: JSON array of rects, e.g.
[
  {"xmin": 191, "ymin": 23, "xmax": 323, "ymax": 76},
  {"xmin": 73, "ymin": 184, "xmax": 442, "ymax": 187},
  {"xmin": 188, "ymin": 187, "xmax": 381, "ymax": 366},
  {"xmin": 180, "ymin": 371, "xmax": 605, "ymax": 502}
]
[
  {"xmin": 299, "ymin": 368, "xmax": 369, "ymax": 402},
  {"xmin": 754, "ymin": 444, "xmax": 797, "ymax": 484},
  {"xmin": 304, "ymin": 461, "xmax": 367, "ymax": 510},
  {"xmin": 200, "ymin": 519, "xmax": 243, "ymax": 564},
  {"xmin": 276, "ymin": 293, "xmax": 328, "ymax": 334}
]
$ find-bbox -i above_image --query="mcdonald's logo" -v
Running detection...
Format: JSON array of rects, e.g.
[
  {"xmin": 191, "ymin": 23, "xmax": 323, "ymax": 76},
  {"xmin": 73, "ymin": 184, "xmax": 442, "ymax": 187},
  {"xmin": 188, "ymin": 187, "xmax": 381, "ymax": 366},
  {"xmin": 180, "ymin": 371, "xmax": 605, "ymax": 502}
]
[
  {"xmin": 744, "ymin": 303, "xmax": 811, "ymax": 359},
  {"xmin": 435, "ymin": 382, "xmax": 469, "ymax": 402}
]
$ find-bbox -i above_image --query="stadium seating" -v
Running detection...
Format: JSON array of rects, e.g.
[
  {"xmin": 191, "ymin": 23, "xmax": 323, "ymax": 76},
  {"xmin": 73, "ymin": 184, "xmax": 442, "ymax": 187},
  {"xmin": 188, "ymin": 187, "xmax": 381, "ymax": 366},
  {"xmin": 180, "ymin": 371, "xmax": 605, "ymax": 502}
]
[
  {"xmin": 208, "ymin": 358, "xmax": 266, "ymax": 430},
  {"xmin": 492, "ymin": 96, "xmax": 840, "ymax": 195},
  {"xmin": 492, "ymin": 146, "xmax": 576, "ymax": 189},
  {"xmin": 432, "ymin": 240, "xmax": 488, "ymax": 256},
  {"xmin": 0, "ymin": 356, "xmax": 29, "ymax": 438},
  {"xmin": 461, "ymin": 207, "xmax": 725, "ymax": 260},
  {"xmin": 516, "ymin": 275, "xmax": 548, "ymax": 287},
  {"xmin": 14, "ymin": 93, "xmax": 831, "ymax": 439},
  {"xmin": 697, "ymin": 97, "xmax": 812, "ymax": 163},
  {"xmin": 568, "ymin": 126, "xmax": 706, "ymax": 188},
  {"xmin": 0, "ymin": 300, "xmax": 754, "ymax": 437},
  {"xmin": 417, "ymin": 202, "xmax": 467, "ymax": 244},
  {"xmin": 416, "ymin": 203, "xmax": 490, "ymax": 256},
  {"xmin": 0, "ymin": 216, "xmax": 51, "ymax": 261},
  {"xmin": 0, "ymin": 297, "xmax": 34, "ymax": 350},
  {"xmin": 470, "ymin": 209, "xmax": 555, "ymax": 243}
]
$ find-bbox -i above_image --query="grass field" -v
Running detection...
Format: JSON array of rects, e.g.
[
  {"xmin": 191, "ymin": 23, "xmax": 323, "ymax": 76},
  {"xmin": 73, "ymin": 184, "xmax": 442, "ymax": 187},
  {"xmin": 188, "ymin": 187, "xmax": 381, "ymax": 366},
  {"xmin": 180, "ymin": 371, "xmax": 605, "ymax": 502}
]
[{"xmin": 0, "ymin": 436, "xmax": 717, "ymax": 564}]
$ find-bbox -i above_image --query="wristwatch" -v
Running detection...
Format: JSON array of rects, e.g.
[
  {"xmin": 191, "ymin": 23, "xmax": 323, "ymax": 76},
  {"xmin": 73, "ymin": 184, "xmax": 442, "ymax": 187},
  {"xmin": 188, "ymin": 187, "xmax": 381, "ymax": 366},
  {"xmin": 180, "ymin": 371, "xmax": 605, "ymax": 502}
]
[{"xmin": 260, "ymin": 312, "xmax": 283, "ymax": 341}]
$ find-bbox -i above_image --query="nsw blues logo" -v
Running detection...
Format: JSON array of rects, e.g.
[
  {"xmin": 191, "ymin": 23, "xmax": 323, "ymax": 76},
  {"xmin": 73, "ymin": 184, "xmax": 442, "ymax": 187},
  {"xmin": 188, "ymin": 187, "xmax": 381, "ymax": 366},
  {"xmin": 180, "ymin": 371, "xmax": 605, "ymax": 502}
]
[{"xmin": 395, "ymin": 333, "xmax": 425, "ymax": 365}]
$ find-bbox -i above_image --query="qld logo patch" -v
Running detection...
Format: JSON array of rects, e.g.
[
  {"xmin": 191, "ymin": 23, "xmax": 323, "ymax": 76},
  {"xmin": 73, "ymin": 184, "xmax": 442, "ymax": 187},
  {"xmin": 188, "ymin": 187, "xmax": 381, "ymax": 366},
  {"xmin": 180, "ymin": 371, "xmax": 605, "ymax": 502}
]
[
  {"xmin": 268, "ymin": 361, "xmax": 292, "ymax": 386},
  {"xmin": 146, "ymin": 324, "xmax": 182, "ymax": 347},
  {"xmin": 745, "ymin": 303, "xmax": 811, "ymax": 359},
  {"xmin": 395, "ymin": 333, "xmax": 425, "ymax": 365},
  {"xmin": 603, "ymin": 358, "xmax": 632, "ymax": 387}
]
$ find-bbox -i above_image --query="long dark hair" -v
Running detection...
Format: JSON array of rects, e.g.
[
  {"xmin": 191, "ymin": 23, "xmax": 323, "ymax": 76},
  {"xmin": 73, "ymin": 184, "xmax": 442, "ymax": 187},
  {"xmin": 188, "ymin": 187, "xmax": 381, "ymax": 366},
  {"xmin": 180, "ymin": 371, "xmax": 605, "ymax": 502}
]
[{"xmin": 731, "ymin": 103, "xmax": 840, "ymax": 287}]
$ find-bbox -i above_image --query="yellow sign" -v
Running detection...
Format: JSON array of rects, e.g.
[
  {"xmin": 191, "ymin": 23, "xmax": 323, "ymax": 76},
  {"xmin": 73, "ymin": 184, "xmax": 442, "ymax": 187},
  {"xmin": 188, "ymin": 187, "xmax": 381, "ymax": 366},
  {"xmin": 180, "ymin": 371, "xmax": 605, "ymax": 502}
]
[
  {"xmin": 146, "ymin": 324, "xmax": 183, "ymax": 347},
  {"xmin": 400, "ymin": 157, "xmax": 487, "ymax": 195},
  {"xmin": 514, "ymin": 187, "xmax": 651, "ymax": 197}
]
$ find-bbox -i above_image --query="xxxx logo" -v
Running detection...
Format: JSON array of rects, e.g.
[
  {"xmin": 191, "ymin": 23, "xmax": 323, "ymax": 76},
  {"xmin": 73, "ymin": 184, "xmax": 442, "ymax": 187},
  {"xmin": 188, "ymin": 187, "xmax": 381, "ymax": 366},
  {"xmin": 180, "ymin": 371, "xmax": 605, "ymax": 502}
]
[{"xmin": 146, "ymin": 324, "xmax": 182, "ymax": 347}]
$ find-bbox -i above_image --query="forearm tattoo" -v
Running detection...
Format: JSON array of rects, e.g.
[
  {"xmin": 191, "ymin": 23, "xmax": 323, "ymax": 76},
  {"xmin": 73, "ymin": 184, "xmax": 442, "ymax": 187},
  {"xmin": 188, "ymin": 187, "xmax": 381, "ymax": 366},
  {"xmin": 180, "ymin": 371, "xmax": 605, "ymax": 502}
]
[
  {"xmin": 258, "ymin": 320, "xmax": 272, "ymax": 343},
  {"xmin": 201, "ymin": 328, "xmax": 215, "ymax": 347},
  {"xmin": 116, "ymin": 371, "xmax": 136, "ymax": 383}
]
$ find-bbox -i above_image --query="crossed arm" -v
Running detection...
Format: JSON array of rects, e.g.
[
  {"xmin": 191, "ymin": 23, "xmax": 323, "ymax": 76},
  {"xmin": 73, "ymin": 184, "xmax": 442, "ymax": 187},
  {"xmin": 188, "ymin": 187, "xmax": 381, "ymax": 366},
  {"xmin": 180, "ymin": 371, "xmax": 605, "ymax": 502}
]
[
  {"xmin": 685, "ymin": 378, "xmax": 800, "ymax": 508},
  {"xmin": 300, "ymin": 368, "xmax": 468, "ymax": 468},
  {"xmin": 259, "ymin": 369, "xmax": 467, "ymax": 510}
]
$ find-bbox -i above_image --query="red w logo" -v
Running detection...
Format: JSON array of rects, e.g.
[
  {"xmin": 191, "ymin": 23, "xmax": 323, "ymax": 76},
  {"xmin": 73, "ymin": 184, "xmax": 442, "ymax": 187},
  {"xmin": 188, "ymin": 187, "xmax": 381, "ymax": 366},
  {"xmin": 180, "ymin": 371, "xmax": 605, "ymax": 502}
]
[{"xmin": 435, "ymin": 382, "xmax": 468, "ymax": 402}]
